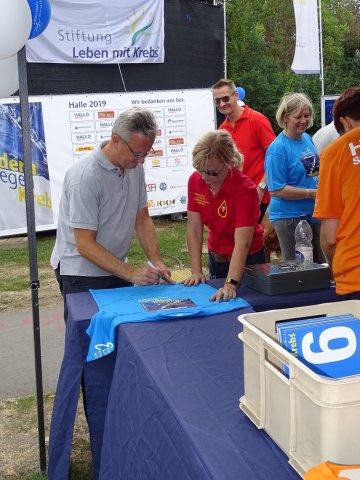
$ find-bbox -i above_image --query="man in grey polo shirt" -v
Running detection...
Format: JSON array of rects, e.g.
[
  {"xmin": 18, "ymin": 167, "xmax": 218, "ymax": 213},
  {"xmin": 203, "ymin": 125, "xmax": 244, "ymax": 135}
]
[{"xmin": 51, "ymin": 107, "xmax": 173, "ymax": 323}]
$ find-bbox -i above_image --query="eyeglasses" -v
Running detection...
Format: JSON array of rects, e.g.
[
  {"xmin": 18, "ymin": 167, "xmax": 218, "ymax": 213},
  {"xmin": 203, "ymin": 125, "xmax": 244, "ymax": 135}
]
[
  {"xmin": 196, "ymin": 163, "xmax": 226, "ymax": 177},
  {"xmin": 213, "ymin": 92, "xmax": 236, "ymax": 106},
  {"xmin": 123, "ymin": 140, "xmax": 154, "ymax": 158}
]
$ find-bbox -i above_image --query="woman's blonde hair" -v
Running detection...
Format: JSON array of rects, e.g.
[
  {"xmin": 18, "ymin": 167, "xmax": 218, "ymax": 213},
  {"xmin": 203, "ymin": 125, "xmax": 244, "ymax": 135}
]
[
  {"xmin": 192, "ymin": 130, "xmax": 243, "ymax": 171},
  {"xmin": 276, "ymin": 92, "xmax": 314, "ymax": 129}
]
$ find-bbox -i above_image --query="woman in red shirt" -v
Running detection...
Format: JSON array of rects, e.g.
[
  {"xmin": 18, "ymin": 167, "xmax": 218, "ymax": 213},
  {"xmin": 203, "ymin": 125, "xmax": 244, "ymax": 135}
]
[{"xmin": 184, "ymin": 130, "xmax": 265, "ymax": 302}]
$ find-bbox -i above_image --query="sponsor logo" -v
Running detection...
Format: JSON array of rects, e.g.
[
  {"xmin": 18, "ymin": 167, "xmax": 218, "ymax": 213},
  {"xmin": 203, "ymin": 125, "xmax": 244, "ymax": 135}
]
[
  {"xmin": 150, "ymin": 149, "xmax": 164, "ymax": 157},
  {"xmin": 166, "ymin": 118, "xmax": 185, "ymax": 125},
  {"xmin": 169, "ymin": 138, "xmax": 184, "ymax": 145},
  {"xmin": 98, "ymin": 121, "xmax": 114, "ymax": 128},
  {"xmin": 151, "ymin": 159, "xmax": 161, "ymax": 167},
  {"xmin": 159, "ymin": 182, "xmax": 167, "ymax": 191},
  {"xmin": 146, "ymin": 183, "xmax": 156, "ymax": 192},
  {"xmin": 98, "ymin": 111, "xmax": 115, "ymax": 119},
  {"xmin": 169, "ymin": 147, "xmax": 184, "ymax": 154},
  {"xmin": 73, "ymin": 112, "xmax": 91, "ymax": 120},
  {"xmin": 147, "ymin": 199, "xmax": 156, "ymax": 208},
  {"xmin": 180, "ymin": 196, "xmax": 187, "ymax": 204},
  {"xmin": 156, "ymin": 199, "xmax": 176, "ymax": 207},
  {"xmin": 74, "ymin": 145, "xmax": 95, "ymax": 152},
  {"xmin": 167, "ymin": 107, "xmax": 184, "ymax": 114}
]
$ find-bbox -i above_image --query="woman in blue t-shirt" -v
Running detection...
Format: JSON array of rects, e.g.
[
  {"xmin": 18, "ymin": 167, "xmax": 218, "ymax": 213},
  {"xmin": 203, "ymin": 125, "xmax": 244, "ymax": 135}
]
[{"xmin": 265, "ymin": 92, "xmax": 325, "ymax": 262}]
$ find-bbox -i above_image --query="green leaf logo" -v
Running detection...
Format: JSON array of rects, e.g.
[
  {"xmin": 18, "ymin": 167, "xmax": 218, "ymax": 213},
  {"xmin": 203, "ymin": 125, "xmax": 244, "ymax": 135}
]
[{"xmin": 131, "ymin": 16, "xmax": 154, "ymax": 46}]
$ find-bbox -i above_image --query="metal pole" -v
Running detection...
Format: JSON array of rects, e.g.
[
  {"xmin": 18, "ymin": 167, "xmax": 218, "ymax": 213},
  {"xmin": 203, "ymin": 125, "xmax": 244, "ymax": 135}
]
[
  {"xmin": 318, "ymin": 0, "xmax": 325, "ymax": 123},
  {"xmin": 223, "ymin": 0, "xmax": 227, "ymax": 77},
  {"xmin": 17, "ymin": 46, "xmax": 47, "ymax": 474}
]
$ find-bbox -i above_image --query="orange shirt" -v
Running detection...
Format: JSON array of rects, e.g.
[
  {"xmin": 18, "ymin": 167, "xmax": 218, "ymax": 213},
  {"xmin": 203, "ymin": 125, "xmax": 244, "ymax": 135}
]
[
  {"xmin": 314, "ymin": 127, "xmax": 360, "ymax": 294},
  {"xmin": 305, "ymin": 461, "xmax": 360, "ymax": 479}
]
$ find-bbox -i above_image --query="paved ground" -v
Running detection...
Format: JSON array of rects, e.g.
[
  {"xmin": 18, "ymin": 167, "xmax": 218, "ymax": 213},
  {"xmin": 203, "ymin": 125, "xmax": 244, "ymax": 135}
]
[{"xmin": 0, "ymin": 304, "xmax": 65, "ymax": 400}]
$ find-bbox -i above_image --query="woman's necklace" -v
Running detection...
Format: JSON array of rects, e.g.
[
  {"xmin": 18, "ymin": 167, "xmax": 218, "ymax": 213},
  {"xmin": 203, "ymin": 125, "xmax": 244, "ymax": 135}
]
[{"xmin": 210, "ymin": 184, "xmax": 219, "ymax": 196}]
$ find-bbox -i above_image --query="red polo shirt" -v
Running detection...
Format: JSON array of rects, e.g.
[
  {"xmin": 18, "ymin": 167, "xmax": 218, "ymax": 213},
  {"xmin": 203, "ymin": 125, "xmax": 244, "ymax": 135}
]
[
  {"xmin": 187, "ymin": 168, "xmax": 263, "ymax": 256},
  {"xmin": 219, "ymin": 105, "xmax": 276, "ymax": 205}
]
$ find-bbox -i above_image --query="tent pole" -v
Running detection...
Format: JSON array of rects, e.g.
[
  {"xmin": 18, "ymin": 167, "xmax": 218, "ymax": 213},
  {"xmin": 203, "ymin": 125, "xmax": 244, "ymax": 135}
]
[
  {"xmin": 17, "ymin": 46, "xmax": 47, "ymax": 474},
  {"xmin": 223, "ymin": 0, "xmax": 227, "ymax": 77},
  {"xmin": 318, "ymin": 0, "xmax": 325, "ymax": 123}
]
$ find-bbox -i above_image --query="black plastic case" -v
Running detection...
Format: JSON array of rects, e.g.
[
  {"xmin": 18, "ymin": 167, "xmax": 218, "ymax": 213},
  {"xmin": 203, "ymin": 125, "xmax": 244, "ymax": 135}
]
[{"xmin": 243, "ymin": 262, "xmax": 331, "ymax": 295}]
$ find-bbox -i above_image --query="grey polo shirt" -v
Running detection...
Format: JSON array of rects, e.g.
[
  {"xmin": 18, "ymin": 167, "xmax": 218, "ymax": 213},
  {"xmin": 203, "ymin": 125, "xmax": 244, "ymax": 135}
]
[{"xmin": 51, "ymin": 141, "xmax": 147, "ymax": 276}]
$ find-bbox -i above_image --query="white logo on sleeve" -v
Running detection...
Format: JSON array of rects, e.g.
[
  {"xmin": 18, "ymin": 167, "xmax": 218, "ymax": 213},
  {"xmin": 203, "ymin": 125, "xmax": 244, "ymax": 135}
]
[{"xmin": 349, "ymin": 140, "xmax": 360, "ymax": 165}]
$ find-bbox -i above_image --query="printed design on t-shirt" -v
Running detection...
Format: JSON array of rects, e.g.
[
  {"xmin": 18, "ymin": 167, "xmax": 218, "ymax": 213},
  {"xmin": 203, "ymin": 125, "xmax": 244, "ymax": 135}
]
[
  {"xmin": 300, "ymin": 150, "xmax": 320, "ymax": 177},
  {"xmin": 349, "ymin": 139, "xmax": 360, "ymax": 165},
  {"xmin": 139, "ymin": 297, "xmax": 197, "ymax": 312},
  {"xmin": 194, "ymin": 192, "xmax": 209, "ymax": 206},
  {"xmin": 218, "ymin": 200, "xmax": 227, "ymax": 218}
]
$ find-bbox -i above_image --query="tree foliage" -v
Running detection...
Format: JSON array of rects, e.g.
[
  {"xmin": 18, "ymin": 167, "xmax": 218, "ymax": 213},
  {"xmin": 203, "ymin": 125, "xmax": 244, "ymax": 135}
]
[{"xmin": 226, "ymin": 0, "xmax": 360, "ymax": 132}]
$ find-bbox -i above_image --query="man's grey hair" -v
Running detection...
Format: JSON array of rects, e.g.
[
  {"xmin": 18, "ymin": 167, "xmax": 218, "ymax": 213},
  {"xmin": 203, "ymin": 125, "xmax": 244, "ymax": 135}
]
[
  {"xmin": 212, "ymin": 78, "xmax": 237, "ymax": 95},
  {"xmin": 112, "ymin": 107, "xmax": 157, "ymax": 141}
]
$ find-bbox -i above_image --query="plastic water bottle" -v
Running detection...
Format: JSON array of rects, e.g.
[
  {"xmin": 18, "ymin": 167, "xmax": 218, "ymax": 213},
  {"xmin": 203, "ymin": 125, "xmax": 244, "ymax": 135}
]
[{"xmin": 295, "ymin": 215, "xmax": 313, "ymax": 265}]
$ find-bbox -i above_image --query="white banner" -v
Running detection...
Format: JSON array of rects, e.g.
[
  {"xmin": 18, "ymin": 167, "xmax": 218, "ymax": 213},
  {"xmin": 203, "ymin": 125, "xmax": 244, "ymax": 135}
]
[
  {"xmin": 0, "ymin": 89, "xmax": 215, "ymax": 237},
  {"xmin": 26, "ymin": 0, "xmax": 164, "ymax": 64},
  {"xmin": 291, "ymin": 0, "xmax": 320, "ymax": 74}
]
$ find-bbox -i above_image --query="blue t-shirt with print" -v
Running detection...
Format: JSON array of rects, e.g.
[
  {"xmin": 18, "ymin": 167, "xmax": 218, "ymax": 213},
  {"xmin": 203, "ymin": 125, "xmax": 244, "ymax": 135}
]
[{"xmin": 265, "ymin": 132, "xmax": 320, "ymax": 222}]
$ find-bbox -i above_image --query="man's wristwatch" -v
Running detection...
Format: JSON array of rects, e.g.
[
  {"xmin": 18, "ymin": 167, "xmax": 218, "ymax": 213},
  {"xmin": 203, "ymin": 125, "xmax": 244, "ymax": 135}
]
[
  {"xmin": 225, "ymin": 278, "xmax": 239, "ymax": 288},
  {"xmin": 258, "ymin": 181, "xmax": 267, "ymax": 191}
]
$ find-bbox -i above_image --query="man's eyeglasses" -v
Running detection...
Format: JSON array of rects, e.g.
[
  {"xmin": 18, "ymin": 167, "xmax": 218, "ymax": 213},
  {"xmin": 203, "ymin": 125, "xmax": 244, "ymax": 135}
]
[
  {"xmin": 196, "ymin": 164, "xmax": 226, "ymax": 177},
  {"xmin": 124, "ymin": 140, "xmax": 154, "ymax": 158},
  {"xmin": 213, "ymin": 92, "xmax": 236, "ymax": 106}
]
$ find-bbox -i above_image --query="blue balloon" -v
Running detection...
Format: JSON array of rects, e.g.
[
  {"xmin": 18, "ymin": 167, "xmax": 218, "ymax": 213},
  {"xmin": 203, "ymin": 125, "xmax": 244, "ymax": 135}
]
[
  {"xmin": 27, "ymin": 0, "xmax": 51, "ymax": 39},
  {"xmin": 236, "ymin": 86, "xmax": 246, "ymax": 101}
]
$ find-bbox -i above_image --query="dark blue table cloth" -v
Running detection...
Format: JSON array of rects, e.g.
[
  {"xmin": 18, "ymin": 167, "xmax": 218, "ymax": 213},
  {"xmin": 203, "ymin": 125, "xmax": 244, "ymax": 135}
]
[
  {"xmin": 48, "ymin": 282, "xmax": 338, "ymax": 479},
  {"xmin": 99, "ymin": 311, "xmax": 301, "ymax": 480}
]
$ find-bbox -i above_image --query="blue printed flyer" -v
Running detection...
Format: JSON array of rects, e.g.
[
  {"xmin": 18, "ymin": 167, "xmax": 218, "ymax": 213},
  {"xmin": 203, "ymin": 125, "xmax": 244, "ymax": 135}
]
[{"xmin": 276, "ymin": 314, "xmax": 360, "ymax": 379}]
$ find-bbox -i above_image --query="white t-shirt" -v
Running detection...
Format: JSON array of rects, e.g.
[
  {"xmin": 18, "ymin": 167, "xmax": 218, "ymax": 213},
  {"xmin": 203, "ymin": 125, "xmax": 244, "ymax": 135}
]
[{"xmin": 312, "ymin": 121, "xmax": 339, "ymax": 155}]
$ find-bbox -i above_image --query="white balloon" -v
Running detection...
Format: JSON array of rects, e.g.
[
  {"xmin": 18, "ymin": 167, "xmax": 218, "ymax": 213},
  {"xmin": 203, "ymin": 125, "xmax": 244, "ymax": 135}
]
[
  {"xmin": 0, "ymin": 0, "xmax": 32, "ymax": 59},
  {"xmin": 0, "ymin": 55, "xmax": 19, "ymax": 99}
]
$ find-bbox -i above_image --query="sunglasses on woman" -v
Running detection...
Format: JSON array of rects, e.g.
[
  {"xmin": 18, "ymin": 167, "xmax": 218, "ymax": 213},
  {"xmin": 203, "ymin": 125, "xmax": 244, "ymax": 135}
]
[{"xmin": 196, "ymin": 164, "xmax": 226, "ymax": 177}]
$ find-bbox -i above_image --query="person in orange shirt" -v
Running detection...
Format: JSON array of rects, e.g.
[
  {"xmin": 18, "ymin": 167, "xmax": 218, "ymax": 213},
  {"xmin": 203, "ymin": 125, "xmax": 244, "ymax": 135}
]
[{"xmin": 313, "ymin": 87, "xmax": 360, "ymax": 297}]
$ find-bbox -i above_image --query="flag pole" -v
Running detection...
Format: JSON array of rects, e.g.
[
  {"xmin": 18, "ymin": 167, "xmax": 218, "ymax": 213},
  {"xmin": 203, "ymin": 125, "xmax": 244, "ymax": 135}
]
[{"xmin": 318, "ymin": 0, "xmax": 325, "ymax": 118}]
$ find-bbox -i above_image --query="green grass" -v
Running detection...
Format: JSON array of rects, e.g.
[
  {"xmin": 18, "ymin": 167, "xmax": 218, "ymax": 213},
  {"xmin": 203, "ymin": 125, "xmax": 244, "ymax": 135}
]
[
  {"xmin": 0, "ymin": 234, "xmax": 55, "ymax": 265},
  {"xmin": 0, "ymin": 218, "xmax": 205, "ymax": 295},
  {"xmin": 128, "ymin": 217, "xmax": 189, "ymax": 268}
]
